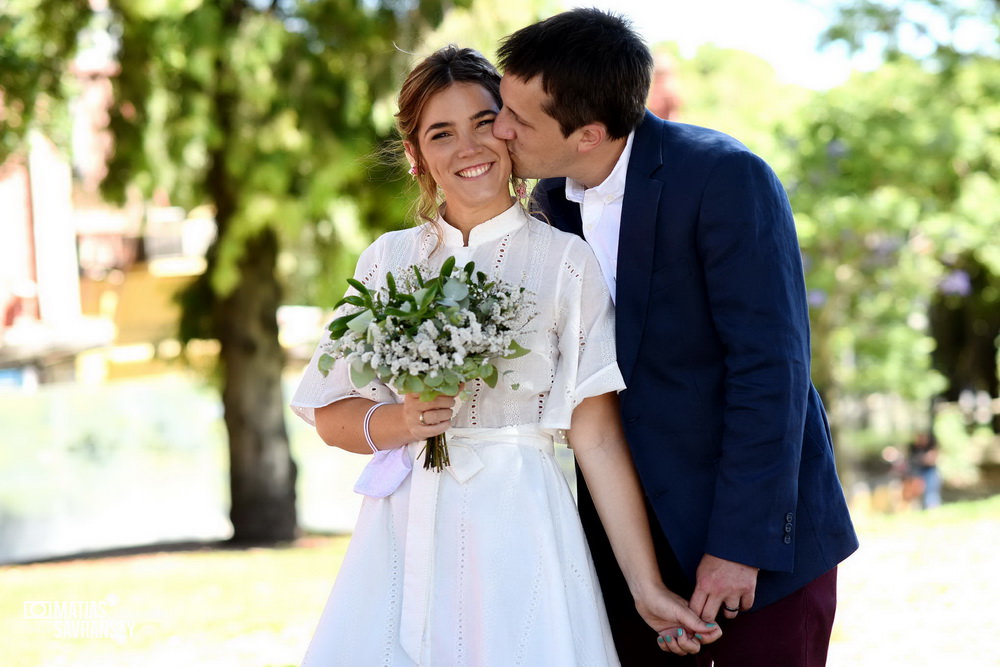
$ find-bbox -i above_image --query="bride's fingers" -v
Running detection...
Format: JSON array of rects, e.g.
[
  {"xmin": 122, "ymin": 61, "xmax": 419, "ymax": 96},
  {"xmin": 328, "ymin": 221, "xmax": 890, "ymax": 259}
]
[
  {"xmin": 657, "ymin": 628, "xmax": 701, "ymax": 655},
  {"xmin": 402, "ymin": 395, "xmax": 454, "ymax": 434},
  {"xmin": 674, "ymin": 627, "xmax": 702, "ymax": 654},
  {"xmin": 421, "ymin": 407, "xmax": 452, "ymax": 426}
]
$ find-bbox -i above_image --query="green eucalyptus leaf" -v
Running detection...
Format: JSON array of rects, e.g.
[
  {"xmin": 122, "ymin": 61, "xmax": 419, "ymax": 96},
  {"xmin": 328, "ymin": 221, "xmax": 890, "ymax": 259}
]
[
  {"xmin": 349, "ymin": 358, "xmax": 376, "ymax": 388},
  {"xmin": 504, "ymin": 339, "xmax": 530, "ymax": 359},
  {"xmin": 443, "ymin": 277, "xmax": 469, "ymax": 302},
  {"xmin": 420, "ymin": 387, "xmax": 442, "ymax": 402},
  {"xmin": 481, "ymin": 364, "xmax": 498, "ymax": 388},
  {"xmin": 317, "ymin": 353, "xmax": 335, "ymax": 377},
  {"xmin": 400, "ymin": 374, "xmax": 422, "ymax": 395},
  {"xmin": 440, "ymin": 377, "xmax": 460, "ymax": 396},
  {"xmin": 346, "ymin": 309, "xmax": 375, "ymax": 333},
  {"xmin": 413, "ymin": 287, "xmax": 434, "ymax": 309}
]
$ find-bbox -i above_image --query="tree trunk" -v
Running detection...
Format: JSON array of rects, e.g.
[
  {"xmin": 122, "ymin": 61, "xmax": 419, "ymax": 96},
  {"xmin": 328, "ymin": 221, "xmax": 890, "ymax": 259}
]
[{"xmin": 214, "ymin": 227, "xmax": 298, "ymax": 542}]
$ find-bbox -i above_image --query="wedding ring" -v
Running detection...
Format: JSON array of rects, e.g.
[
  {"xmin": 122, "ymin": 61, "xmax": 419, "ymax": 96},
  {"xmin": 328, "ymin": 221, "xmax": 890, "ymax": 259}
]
[
  {"xmin": 418, "ymin": 412, "xmax": 426, "ymax": 425},
  {"xmin": 723, "ymin": 604, "xmax": 739, "ymax": 613}
]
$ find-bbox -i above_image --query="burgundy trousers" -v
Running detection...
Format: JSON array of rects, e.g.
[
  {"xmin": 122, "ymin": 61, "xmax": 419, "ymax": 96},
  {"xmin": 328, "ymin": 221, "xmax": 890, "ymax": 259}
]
[
  {"xmin": 578, "ymin": 478, "xmax": 838, "ymax": 667},
  {"xmin": 692, "ymin": 566, "xmax": 839, "ymax": 667}
]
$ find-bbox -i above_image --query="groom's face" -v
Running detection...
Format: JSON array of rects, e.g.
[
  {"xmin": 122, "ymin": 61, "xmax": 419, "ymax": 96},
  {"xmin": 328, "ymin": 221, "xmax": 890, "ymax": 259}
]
[{"xmin": 494, "ymin": 74, "xmax": 580, "ymax": 181}]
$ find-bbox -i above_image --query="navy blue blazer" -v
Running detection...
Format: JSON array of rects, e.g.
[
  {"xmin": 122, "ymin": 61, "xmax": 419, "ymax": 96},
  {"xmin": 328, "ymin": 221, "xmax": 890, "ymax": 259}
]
[{"xmin": 536, "ymin": 111, "xmax": 858, "ymax": 609}]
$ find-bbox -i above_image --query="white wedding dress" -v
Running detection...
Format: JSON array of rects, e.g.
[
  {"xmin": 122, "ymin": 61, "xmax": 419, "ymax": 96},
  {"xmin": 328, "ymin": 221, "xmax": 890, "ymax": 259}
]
[{"xmin": 291, "ymin": 204, "xmax": 624, "ymax": 666}]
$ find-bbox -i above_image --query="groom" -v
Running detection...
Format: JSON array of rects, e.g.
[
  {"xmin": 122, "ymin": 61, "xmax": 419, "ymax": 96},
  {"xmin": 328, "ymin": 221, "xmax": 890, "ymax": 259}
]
[{"xmin": 494, "ymin": 9, "xmax": 859, "ymax": 666}]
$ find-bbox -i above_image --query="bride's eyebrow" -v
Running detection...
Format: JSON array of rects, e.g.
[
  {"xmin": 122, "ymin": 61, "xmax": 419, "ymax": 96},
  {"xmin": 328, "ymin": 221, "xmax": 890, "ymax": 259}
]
[
  {"xmin": 424, "ymin": 109, "xmax": 497, "ymax": 137},
  {"xmin": 424, "ymin": 120, "xmax": 454, "ymax": 137}
]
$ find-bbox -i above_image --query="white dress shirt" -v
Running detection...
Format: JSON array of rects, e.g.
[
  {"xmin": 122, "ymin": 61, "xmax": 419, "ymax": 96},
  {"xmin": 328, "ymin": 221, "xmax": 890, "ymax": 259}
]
[{"xmin": 564, "ymin": 131, "xmax": 635, "ymax": 303}]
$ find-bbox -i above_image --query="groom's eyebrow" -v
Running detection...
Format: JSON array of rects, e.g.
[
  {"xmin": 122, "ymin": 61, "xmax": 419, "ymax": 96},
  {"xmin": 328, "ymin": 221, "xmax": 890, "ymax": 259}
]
[{"xmin": 505, "ymin": 105, "xmax": 530, "ymax": 127}]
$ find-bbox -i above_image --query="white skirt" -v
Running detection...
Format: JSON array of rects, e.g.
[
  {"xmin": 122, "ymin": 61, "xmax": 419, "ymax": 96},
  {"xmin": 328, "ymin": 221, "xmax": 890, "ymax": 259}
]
[{"xmin": 301, "ymin": 425, "xmax": 620, "ymax": 666}]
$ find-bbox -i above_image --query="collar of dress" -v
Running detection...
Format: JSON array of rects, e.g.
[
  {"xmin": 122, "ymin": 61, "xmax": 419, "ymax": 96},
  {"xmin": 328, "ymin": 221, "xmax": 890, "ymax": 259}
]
[{"xmin": 434, "ymin": 203, "xmax": 527, "ymax": 249}]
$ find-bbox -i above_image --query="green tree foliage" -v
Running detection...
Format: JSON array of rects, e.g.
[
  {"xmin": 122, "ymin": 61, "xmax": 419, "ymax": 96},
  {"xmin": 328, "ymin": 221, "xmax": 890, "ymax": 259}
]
[
  {"xmin": 658, "ymin": 43, "xmax": 809, "ymax": 162},
  {"xmin": 810, "ymin": 0, "xmax": 1000, "ymax": 430},
  {"xmin": 0, "ymin": 1, "xmax": 91, "ymax": 156},
  {"xmin": 2, "ymin": 0, "xmax": 471, "ymax": 541}
]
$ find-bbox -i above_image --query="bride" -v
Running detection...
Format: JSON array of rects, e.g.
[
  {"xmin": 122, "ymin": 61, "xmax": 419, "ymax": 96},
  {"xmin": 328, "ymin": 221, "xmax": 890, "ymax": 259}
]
[{"xmin": 290, "ymin": 45, "xmax": 719, "ymax": 666}]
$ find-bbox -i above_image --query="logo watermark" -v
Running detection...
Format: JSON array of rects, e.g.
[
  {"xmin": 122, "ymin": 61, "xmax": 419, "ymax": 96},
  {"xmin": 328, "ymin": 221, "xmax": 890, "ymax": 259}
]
[{"xmin": 23, "ymin": 594, "xmax": 137, "ymax": 643}]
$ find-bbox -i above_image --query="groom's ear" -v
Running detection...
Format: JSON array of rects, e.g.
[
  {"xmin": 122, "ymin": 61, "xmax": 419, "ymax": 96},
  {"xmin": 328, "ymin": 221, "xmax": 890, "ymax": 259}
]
[{"xmin": 575, "ymin": 123, "xmax": 609, "ymax": 154}]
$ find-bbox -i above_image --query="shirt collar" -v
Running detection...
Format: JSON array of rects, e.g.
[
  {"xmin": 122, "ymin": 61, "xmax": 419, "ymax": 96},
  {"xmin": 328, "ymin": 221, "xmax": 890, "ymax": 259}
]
[
  {"xmin": 565, "ymin": 131, "xmax": 635, "ymax": 204},
  {"xmin": 436, "ymin": 202, "xmax": 526, "ymax": 248}
]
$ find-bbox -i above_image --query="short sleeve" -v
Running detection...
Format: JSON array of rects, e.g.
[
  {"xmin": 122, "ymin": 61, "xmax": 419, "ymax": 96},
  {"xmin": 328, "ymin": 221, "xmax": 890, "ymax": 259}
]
[
  {"xmin": 289, "ymin": 240, "xmax": 398, "ymax": 426},
  {"xmin": 540, "ymin": 237, "xmax": 625, "ymax": 428}
]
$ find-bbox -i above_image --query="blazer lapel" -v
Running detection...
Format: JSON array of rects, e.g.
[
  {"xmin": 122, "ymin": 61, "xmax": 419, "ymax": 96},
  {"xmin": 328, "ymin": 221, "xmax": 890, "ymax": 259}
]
[
  {"xmin": 537, "ymin": 179, "xmax": 583, "ymax": 236},
  {"xmin": 616, "ymin": 112, "xmax": 664, "ymax": 385}
]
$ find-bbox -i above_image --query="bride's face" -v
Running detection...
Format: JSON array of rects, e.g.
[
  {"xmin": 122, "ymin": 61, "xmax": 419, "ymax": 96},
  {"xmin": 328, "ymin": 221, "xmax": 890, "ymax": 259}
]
[{"xmin": 409, "ymin": 82, "xmax": 513, "ymax": 220}]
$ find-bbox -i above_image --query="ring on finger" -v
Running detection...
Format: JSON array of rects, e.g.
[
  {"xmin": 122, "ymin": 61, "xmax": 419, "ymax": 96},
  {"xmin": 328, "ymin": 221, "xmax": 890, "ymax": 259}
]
[
  {"xmin": 418, "ymin": 412, "xmax": 426, "ymax": 425},
  {"xmin": 723, "ymin": 604, "xmax": 739, "ymax": 613}
]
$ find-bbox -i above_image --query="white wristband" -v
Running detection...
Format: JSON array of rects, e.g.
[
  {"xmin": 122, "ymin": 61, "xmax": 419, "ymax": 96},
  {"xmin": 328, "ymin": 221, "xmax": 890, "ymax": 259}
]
[{"xmin": 363, "ymin": 402, "xmax": 392, "ymax": 453}]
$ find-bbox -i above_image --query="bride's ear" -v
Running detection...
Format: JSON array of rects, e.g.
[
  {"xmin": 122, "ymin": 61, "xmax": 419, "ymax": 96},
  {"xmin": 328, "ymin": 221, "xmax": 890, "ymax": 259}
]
[{"xmin": 404, "ymin": 141, "xmax": 420, "ymax": 175}]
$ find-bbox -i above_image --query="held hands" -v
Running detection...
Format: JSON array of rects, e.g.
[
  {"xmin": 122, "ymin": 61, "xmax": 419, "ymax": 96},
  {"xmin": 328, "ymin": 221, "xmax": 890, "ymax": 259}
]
[
  {"xmin": 634, "ymin": 582, "xmax": 723, "ymax": 655},
  {"xmin": 689, "ymin": 553, "xmax": 759, "ymax": 622},
  {"xmin": 402, "ymin": 393, "xmax": 455, "ymax": 441}
]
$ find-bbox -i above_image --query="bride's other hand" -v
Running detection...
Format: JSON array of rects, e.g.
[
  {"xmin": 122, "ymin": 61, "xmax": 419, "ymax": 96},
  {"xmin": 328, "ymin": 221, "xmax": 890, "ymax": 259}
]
[{"xmin": 634, "ymin": 583, "xmax": 722, "ymax": 655}]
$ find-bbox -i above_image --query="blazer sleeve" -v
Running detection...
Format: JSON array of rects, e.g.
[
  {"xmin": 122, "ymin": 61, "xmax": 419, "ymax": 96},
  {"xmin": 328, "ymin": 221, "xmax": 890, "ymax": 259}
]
[{"xmin": 698, "ymin": 150, "xmax": 811, "ymax": 572}]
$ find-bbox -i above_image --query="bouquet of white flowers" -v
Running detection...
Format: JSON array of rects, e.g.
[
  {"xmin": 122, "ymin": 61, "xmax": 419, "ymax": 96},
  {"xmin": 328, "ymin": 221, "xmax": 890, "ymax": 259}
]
[{"xmin": 318, "ymin": 256, "xmax": 533, "ymax": 471}]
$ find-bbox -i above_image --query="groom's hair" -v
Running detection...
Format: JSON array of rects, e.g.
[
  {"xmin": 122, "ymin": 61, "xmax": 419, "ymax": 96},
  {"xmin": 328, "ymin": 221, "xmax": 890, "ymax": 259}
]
[{"xmin": 497, "ymin": 8, "xmax": 652, "ymax": 140}]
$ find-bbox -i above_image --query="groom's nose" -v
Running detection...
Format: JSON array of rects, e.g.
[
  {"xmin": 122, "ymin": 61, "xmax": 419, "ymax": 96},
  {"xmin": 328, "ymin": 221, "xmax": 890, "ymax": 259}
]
[{"xmin": 493, "ymin": 108, "xmax": 515, "ymax": 140}]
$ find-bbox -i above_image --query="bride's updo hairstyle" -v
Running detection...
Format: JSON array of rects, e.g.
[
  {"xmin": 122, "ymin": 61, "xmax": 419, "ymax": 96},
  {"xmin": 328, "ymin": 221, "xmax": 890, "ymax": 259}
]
[{"xmin": 395, "ymin": 45, "xmax": 526, "ymax": 227}]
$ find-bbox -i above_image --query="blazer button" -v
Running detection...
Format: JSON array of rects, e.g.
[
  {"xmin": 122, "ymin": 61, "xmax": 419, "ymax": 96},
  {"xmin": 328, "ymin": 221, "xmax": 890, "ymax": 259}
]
[
  {"xmin": 785, "ymin": 523, "xmax": 793, "ymax": 533},
  {"xmin": 785, "ymin": 513, "xmax": 794, "ymax": 523},
  {"xmin": 783, "ymin": 535, "xmax": 792, "ymax": 544}
]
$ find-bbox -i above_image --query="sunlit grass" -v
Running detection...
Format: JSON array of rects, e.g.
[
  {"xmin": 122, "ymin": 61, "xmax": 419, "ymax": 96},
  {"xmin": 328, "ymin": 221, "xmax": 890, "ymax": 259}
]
[
  {"xmin": 1, "ymin": 536, "xmax": 349, "ymax": 667},
  {"xmin": 2, "ymin": 495, "xmax": 999, "ymax": 666}
]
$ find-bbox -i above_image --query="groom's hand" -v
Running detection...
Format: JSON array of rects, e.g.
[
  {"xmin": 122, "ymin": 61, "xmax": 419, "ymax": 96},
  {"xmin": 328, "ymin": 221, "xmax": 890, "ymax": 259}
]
[{"xmin": 690, "ymin": 553, "xmax": 759, "ymax": 622}]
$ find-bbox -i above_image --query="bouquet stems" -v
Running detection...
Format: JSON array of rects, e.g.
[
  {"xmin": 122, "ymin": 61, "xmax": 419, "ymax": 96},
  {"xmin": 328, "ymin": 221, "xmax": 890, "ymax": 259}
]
[{"xmin": 422, "ymin": 432, "xmax": 451, "ymax": 472}]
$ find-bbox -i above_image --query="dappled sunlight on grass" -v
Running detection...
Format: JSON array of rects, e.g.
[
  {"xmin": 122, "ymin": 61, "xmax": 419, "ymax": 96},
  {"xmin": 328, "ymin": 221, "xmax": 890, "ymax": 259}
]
[
  {"xmin": 829, "ymin": 495, "xmax": 1000, "ymax": 667},
  {"xmin": 2, "ymin": 496, "xmax": 998, "ymax": 666},
  {"xmin": 1, "ymin": 537, "xmax": 349, "ymax": 667}
]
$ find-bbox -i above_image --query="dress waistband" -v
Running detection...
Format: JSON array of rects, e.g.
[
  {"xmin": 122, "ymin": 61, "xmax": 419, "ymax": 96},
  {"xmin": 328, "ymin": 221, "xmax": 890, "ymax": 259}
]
[{"xmin": 431, "ymin": 425, "xmax": 557, "ymax": 454}]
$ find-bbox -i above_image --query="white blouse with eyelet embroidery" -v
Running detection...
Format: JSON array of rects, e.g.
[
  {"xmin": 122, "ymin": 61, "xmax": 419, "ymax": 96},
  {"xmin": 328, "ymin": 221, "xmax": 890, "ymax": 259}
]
[{"xmin": 291, "ymin": 203, "xmax": 623, "ymax": 430}]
